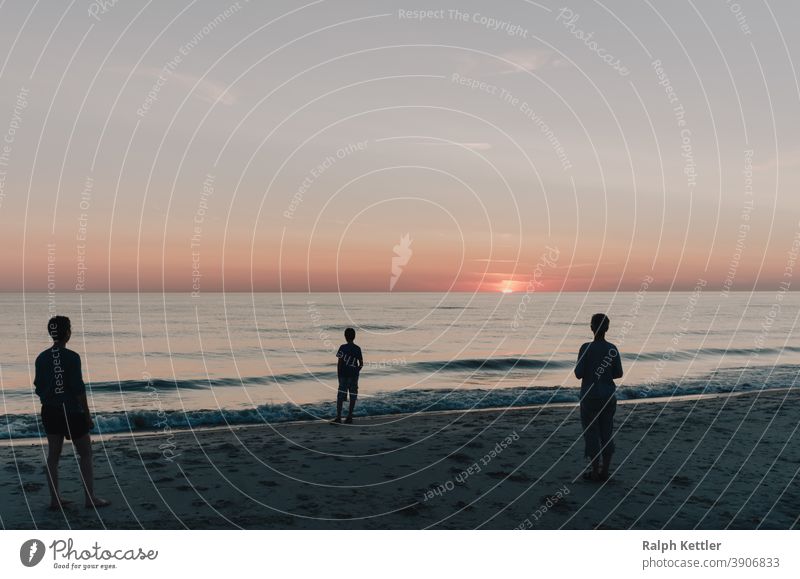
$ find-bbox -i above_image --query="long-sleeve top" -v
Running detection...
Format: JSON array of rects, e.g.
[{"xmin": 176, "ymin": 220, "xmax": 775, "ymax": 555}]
[
  {"xmin": 34, "ymin": 346, "xmax": 86, "ymax": 412},
  {"xmin": 575, "ymin": 339, "xmax": 623, "ymax": 399}
]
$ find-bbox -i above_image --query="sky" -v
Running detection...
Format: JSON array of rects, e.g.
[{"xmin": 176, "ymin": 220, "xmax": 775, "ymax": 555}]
[{"xmin": 0, "ymin": 0, "xmax": 798, "ymax": 292}]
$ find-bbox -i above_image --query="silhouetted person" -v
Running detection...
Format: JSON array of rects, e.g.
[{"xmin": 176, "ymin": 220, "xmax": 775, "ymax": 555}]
[
  {"xmin": 331, "ymin": 327, "xmax": 363, "ymax": 424},
  {"xmin": 35, "ymin": 316, "xmax": 110, "ymax": 510},
  {"xmin": 575, "ymin": 313, "xmax": 623, "ymax": 482}
]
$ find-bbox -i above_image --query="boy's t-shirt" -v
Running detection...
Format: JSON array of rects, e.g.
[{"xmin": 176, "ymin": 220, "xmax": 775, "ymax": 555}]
[
  {"xmin": 336, "ymin": 342, "xmax": 363, "ymax": 378},
  {"xmin": 575, "ymin": 340, "xmax": 622, "ymax": 399},
  {"xmin": 34, "ymin": 346, "xmax": 86, "ymax": 412}
]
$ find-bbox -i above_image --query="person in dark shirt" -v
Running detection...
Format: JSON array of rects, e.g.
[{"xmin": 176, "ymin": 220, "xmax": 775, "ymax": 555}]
[
  {"xmin": 34, "ymin": 316, "xmax": 110, "ymax": 510},
  {"xmin": 575, "ymin": 313, "xmax": 623, "ymax": 482},
  {"xmin": 331, "ymin": 327, "xmax": 363, "ymax": 424}
]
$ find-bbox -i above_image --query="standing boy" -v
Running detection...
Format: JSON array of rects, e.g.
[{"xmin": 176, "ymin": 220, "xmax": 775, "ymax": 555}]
[
  {"xmin": 35, "ymin": 316, "xmax": 110, "ymax": 509},
  {"xmin": 332, "ymin": 327, "xmax": 363, "ymax": 424}
]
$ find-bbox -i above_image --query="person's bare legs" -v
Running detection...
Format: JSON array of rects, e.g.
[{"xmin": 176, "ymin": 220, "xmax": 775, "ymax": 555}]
[
  {"xmin": 45, "ymin": 434, "xmax": 68, "ymax": 509},
  {"xmin": 73, "ymin": 434, "xmax": 109, "ymax": 508},
  {"xmin": 335, "ymin": 397, "xmax": 344, "ymax": 420},
  {"xmin": 345, "ymin": 397, "xmax": 356, "ymax": 423}
]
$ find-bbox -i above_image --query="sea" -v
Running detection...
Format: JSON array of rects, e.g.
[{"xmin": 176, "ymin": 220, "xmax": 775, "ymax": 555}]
[{"xmin": 1, "ymin": 291, "xmax": 798, "ymax": 439}]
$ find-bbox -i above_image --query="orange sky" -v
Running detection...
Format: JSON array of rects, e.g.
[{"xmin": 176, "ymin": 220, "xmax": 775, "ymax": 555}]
[{"xmin": 1, "ymin": 1, "xmax": 798, "ymax": 293}]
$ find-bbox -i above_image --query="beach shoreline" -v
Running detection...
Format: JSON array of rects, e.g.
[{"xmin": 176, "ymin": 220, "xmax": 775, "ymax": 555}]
[
  {"xmin": 3, "ymin": 386, "xmax": 789, "ymax": 447},
  {"xmin": 2, "ymin": 388, "xmax": 798, "ymax": 529}
]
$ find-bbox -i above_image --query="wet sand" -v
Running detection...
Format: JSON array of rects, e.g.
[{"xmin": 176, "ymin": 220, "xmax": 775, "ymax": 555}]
[{"xmin": 2, "ymin": 388, "xmax": 798, "ymax": 529}]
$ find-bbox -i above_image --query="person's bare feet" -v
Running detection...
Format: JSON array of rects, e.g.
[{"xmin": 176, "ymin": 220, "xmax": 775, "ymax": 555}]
[
  {"xmin": 47, "ymin": 497, "xmax": 73, "ymax": 511},
  {"xmin": 85, "ymin": 497, "xmax": 111, "ymax": 508}
]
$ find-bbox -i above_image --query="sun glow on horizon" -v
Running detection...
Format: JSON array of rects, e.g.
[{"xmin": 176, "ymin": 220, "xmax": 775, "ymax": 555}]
[{"xmin": 499, "ymin": 280, "xmax": 517, "ymax": 294}]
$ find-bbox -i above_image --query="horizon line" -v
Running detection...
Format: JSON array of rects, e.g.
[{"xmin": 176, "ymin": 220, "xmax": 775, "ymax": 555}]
[{"xmin": 2, "ymin": 289, "xmax": 795, "ymax": 294}]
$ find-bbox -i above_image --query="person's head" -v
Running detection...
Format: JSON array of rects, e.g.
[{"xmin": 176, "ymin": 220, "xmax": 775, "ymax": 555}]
[
  {"xmin": 590, "ymin": 313, "xmax": 610, "ymax": 339},
  {"xmin": 48, "ymin": 315, "xmax": 71, "ymax": 343},
  {"xmin": 344, "ymin": 327, "xmax": 356, "ymax": 343}
]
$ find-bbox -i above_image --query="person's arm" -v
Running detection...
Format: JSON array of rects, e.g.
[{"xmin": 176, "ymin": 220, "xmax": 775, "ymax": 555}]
[
  {"xmin": 357, "ymin": 348, "xmax": 363, "ymax": 370},
  {"xmin": 33, "ymin": 356, "xmax": 42, "ymax": 400},
  {"xmin": 74, "ymin": 356, "xmax": 93, "ymax": 427},
  {"xmin": 575, "ymin": 343, "xmax": 588, "ymax": 379},
  {"xmin": 336, "ymin": 347, "xmax": 344, "ymax": 377},
  {"xmin": 612, "ymin": 346, "xmax": 624, "ymax": 380},
  {"xmin": 79, "ymin": 393, "xmax": 93, "ymax": 427}
]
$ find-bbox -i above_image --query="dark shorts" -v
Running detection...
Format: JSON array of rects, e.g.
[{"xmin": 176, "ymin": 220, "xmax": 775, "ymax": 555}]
[
  {"xmin": 337, "ymin": 376, "xmax": 359, "ymax": 401},
  {"xmin": 41, "ymin": 405, "xmax": 90, "ymax": 441},
  {"xmin": 580, "ymin": 396, "xmax": 616, "ymax": 460}
]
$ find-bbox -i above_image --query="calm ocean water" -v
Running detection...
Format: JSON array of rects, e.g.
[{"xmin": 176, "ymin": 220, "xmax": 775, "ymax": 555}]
[{"xmin": 1, "ymin": 291, "xmax": 798, "ymax": 438}]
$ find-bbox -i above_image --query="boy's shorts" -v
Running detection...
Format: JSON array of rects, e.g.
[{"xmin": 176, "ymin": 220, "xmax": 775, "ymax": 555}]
[
  {"xmin": 337, "ymin": 376, "xmax": 359, "ymax": 401},
  {"xmin": 41, "ymin": 404, "xmax": 90, "ymax": 441}
]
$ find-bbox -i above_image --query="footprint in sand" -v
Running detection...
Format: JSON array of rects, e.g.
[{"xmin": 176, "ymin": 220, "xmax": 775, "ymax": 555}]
[
  {"xmin": 447, "ymin": 452, "xmax": 473, "ymax": 464},
  {"xmin": 539, "ymin": 494, "xmax": 571, "ymax": 512},
  {"xmin": 398, "ymin": 504, "xmax": 423, "ymax": 517},
  {"xmin": 687, "ymin": 494, "xmax": 715, "ymax": 507},
  {"xmin": 670, "ymin": 475, "xmax": 691, "ymax": 487}
]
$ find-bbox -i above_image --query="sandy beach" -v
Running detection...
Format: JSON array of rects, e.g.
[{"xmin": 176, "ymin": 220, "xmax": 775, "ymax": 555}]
[{"xmin": 2, "ymin": 389, "xmax": 798, "ymax": 530}]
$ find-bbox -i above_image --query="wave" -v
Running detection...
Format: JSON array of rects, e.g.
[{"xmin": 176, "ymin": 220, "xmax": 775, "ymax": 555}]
[
  {"xmin": 4, "ymin": 340, "xmax": 794, "ymax": 401},
  {"xmin": 2, "ymin": 366, "xmax": 797, "ymax": 439},
  {"xmin": 411, "ymin": 357, "xmax": 570, "ymax": 372},
  {"xmin": 628, "ymin": 345, "xmax": 800, "ymax": 361},
  {"xmin": 5, "ymin": 345, "xmax": 790, "ymax": 398},
  {"xmin": 1, "ymin": 357, "xmax": 570, "ymax": 397}
]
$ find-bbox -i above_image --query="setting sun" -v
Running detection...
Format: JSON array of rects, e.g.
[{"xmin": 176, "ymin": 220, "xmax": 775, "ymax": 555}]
[{"xmin": 499, "ymin": 280, "xmax": 518, "ymax": 293}]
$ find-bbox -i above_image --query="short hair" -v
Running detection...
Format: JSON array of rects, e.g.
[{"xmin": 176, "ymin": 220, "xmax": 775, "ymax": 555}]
[
  {"xmin": 48, "ymin": 316, "xmax": 71, "ymax": 341},
  {"xmin": 344, "ymin": 327, "xmax": 356, "ymax": 342},
  {"xmin": 591, "ymin": 313, "xmax": 610, "ymax": 336}
]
